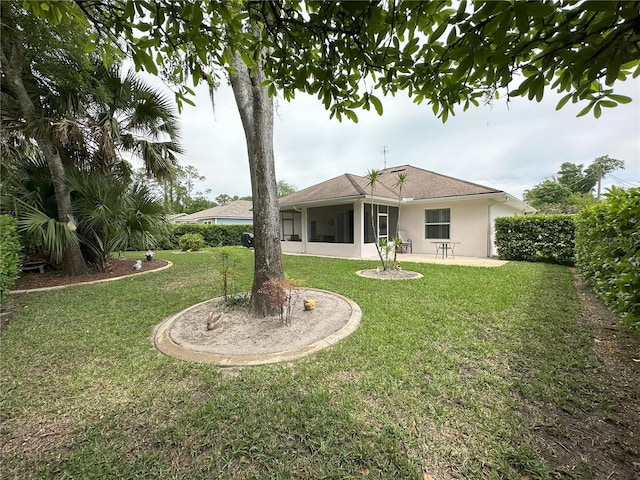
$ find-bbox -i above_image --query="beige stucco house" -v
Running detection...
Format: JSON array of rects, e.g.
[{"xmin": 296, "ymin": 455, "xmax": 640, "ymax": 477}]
[
  {"xmin": 173, "ymin": 200, "xmax": 253, "ymax": 225},
  {"xmin": 279, "ymin": 165, "xmax": 535, "ymax": 258}
]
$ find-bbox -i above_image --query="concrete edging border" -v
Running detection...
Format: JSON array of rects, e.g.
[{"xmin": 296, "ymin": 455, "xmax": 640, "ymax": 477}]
[
  {"xmin": 355, "ymin": 269, "xmax": 424, "ymax": 280},
  {"xmin": 153, "ymin": 288, "xmax": 362, "ymax": 366},
  {"xmin": 10, "ymin": 261, "xmax": 173, "ymax": 294}
]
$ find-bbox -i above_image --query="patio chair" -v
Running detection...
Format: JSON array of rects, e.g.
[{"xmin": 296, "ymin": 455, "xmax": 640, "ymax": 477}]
[{"xmin": 397, "ymin": 230, "xmax": 412, "ymax": 253}]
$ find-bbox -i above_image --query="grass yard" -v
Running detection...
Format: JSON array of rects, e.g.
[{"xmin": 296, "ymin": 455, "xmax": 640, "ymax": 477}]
[{"xmin": 1, "ymin": 248, "xmax": 636, "ymax": 479}]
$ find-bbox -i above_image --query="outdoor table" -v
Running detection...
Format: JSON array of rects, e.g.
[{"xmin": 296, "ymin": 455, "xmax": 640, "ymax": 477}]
[{"xmin": 431, "ymin": 241, "xmax": 460, "ymax": 259}]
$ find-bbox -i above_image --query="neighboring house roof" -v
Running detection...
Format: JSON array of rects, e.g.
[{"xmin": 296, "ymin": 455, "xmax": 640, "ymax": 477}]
[
  {"xmin": 176, "ymin": 200, "xmax": 253, "ymax": 223},
  {"xmin": 280, "ymin": 164, "xmax": 506, "ymax": 206},
  {"xmin": 167, "ymin": 213, "xmax": 188, "ymax": 223}
]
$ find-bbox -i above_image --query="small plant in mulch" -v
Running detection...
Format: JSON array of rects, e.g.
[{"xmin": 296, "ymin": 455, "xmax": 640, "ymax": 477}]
[
  {"xmin": 257, "ymin": 276, "xmax": 303, "ymax": 325},
  {"xmin": 215, "ymin": 250, "xmax": 250, "ymax": 308}
]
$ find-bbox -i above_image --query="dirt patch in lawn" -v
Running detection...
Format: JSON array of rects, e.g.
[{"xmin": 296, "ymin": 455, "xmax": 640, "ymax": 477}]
[{"xmin": 530, "ymin": 270, "xmax": 640, "ymax": 479}]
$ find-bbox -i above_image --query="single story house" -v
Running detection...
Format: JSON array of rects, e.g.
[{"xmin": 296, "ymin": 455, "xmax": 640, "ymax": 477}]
[
  {"xmin": 278, "ymin": 165, "xmax": 535, "ymax": 258},
  {"xmin": 167, "ymin": 213, "xmax": 189, "ymax": 224},
  {"xmin": 173, "ymin": 199, "xmax": 253, "ymax": 225}
]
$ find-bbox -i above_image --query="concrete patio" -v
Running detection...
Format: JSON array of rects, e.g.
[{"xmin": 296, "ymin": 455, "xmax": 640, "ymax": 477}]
[
  {"xmin": 284, "ymin": 252, "xmax": 508, "ymax": 268},
  {"xmin": 392, "ymin": 253, "xmax": 508, "ymax": 267}
]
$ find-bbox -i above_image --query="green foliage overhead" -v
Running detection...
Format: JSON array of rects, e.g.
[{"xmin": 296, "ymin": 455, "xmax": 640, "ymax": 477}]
[
  {"xmin": 0, "ymin": 215, "xmax": 22, "ymax": 305},
  {"xmin": 495, "ymin": 214, "xmax": 575, "ymax": 265},
  {"xmin": 575, "ymin": 187, "xmax": 640, "ymax": 329},
  {"xmin": 23, "ymin": 0, "xmax": 639, "ymax": 120}
]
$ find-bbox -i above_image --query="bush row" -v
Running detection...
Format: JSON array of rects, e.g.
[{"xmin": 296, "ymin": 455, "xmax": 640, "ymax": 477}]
[
  {"xmin": 575, "ymin": 187, "xmax": 639, "ymax": 330},
  {"xmin": 494, "ymin": 214, "xmax": 575, "ymax": 265},
  {"xmin": 0, "ymin": 215, "xmax": 22, "ymax": 305},
  {"xmin": 154, "ymin": 223, "xmax": 253, "ymax": 250}
]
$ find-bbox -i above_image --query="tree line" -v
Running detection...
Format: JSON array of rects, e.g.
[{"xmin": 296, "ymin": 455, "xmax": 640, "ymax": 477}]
[
  {"xmin": 136, "ymin": 166, "xmax": 296, "ymax": 214},
  {"xmin": 524, "ymin": 155, "xmax": 625, "ymax": 213}
]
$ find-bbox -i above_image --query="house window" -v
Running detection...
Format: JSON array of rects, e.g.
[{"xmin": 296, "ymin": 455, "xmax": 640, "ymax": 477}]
[{"xmin": 425, "ymin": 208, "xmax": 450, "ymax": 239}]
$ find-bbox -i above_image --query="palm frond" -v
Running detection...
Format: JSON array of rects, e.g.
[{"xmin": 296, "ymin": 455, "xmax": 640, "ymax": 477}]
[{"xmin": 15, "ymin": 200, "xmax": 78, "ymax": 265}]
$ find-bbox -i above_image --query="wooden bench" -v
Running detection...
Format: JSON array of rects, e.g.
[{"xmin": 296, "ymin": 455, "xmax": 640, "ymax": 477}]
[{"xmin": 22, "ymin": 261, "xmax": 47, "ymax": 273}]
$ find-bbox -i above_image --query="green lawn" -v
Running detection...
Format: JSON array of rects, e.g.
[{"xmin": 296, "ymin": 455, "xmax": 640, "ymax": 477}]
[{"xmin": 1, "ymin": 249, "xmax": 605, "ymax": 478}]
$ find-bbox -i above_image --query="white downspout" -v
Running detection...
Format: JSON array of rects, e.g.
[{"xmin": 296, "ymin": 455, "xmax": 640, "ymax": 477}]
[
  {"xmin": 294, "ymin": 206, "xmax": 306, "ymax": 253},
  {"xmin": 487, "ymin": 195, "xmax": 509, "ymax": 257}
]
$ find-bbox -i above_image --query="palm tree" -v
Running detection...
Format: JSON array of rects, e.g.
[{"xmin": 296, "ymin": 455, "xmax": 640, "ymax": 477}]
[
  {"xmin": 1, "ymin": 154, "xmax": 78, "ymax": 265},
  {"xmin": 69, "ymin": 170, "xmax": 165, "ymax": 271},
  {"xmin": 392, "ymin": 171, "xmax": 408, "ymax": 266},
  {"xmin": 2, "ymin": 61, "xmax": 183, "ymax": 271},
  {"xmin": 365, "ymin": 169, "xmax": 388, "ymax": 269},
  {"xmin": 84, "ymin": 65, "xmax": 183, "ymax": 182},
  {"xmin": 1, "ymin": 2, "xmax": 96, "ymax": 274}
]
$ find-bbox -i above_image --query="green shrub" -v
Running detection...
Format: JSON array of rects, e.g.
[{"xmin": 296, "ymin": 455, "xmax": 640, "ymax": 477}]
[
  {"xmin": 0, "ymin": 215, "xmax": 22, "ymax": 305},
  {"xmin": 127, "ymin": 223, "xmax": 253, "ymax": 251},
  {"xmin": 495, "ymin": 214, "xmax": 575, "ymax": 265},
  {"xmin": 145, "ymin": 223, "xmax": 175, "ymax": 251},
  {"xmin": 170, "ymin": 224, "xmax": 252, "ymax": 249},
  {"xmin": 575, "ymin": 187, "xmax": 639, "ymax": 329},
  {"xmin": 178, "ymin": 233, "xmax": 205, "ymax": 251}
]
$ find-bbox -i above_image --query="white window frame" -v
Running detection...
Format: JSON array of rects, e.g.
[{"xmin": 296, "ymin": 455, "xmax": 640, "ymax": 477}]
[{"xmin": 424, "ymin": 208, "xmax": 450, "ymax": 239}]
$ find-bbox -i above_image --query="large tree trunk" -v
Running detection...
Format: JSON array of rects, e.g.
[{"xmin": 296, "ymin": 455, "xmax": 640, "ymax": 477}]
[
  {"xmin": 229, "ymin": 53, "xmax": 283, "ymax": 317},
  {"xmin": 41, "ymin": 142, "xmax": 88, "ymax": 275},
  {"xmin": 1, "ymin": 6, "xmax": 88, "ymax": 275}
]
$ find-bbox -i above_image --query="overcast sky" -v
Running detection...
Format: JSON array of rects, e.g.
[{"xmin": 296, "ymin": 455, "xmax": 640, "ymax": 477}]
[{"xmin": 159, "ymin": 75, "xmax": 639, "ymax": 202}]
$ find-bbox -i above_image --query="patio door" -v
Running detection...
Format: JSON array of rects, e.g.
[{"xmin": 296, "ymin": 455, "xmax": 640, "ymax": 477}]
[{"xmin": 378, "ymin": 210, "xmax": 388, "ymax": 243}]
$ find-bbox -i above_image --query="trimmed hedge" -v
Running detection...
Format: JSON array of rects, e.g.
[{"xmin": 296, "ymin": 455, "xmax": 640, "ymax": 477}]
[
  {"xmin": 575, "ymin": 187, "xmax": 639, "ymax": 330},
  {"xmin": 0, "ymin": 215, "xmax": 22, "ymax": 305},
  {"xmin": 169, "ymin": 224, "xmax": 253, "ymax": 249},
  {"xmin": 495, "ymin": 214, "xmax": 575, "ymax": 265}
]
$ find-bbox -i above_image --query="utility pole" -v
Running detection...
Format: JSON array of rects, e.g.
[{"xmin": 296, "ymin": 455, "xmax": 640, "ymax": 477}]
[
  {"xmin": 381, "ymin": 145, "xmax": 389, "ymax": 169},
  {"xmin": 596, "ymin": 165, "xmax": 602, "ymax": 200}
]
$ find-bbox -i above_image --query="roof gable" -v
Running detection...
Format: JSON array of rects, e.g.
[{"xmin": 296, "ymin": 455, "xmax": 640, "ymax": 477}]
[
  {"xmin": 279, "ymin": 174, "xmax": 367, "ymax": 205},
  {"xmin": 279, "ymin": 164, "xmax": 502, "ymax": 206},
  {"xmin": 377, "ymin": 165, "xmax": 501, "ymax": 199}
]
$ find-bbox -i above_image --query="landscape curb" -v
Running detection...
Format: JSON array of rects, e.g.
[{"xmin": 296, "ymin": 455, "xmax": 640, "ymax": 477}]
[
  {"xmin": 153, "ymin": 288, "xmax": 362, "ymax": 366},
  {"xmin": 10, "ymin": 261, "xmax": 173, "ymax": 294},
  {"xmin": 355, "ymin": 269, "xmax": 424, "ymax": 280}
]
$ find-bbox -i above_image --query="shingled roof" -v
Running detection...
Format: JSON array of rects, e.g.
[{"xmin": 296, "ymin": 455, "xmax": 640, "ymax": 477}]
[
  {"xmin": 178, "ymin": 199, "xmax": 253, "ymax": 222},
  {"xmin": 280, "ymin": 165, "xmax": 502, "ymax": 206}
]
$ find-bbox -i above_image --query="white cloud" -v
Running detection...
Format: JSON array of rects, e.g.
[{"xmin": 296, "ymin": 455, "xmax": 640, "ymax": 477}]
[{"xmin": 168, "ymin": 76, "xmax": 639, "ymax": 202}]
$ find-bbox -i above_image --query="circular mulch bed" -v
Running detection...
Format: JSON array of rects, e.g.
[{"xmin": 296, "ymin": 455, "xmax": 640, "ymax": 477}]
[
  {"xmin": 356, "ymin": 268, "xmax": 423, "ymax": 280},
  {"xmin": 154, "ymin": 288, "xmax": 361, "ymax": 366}
]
